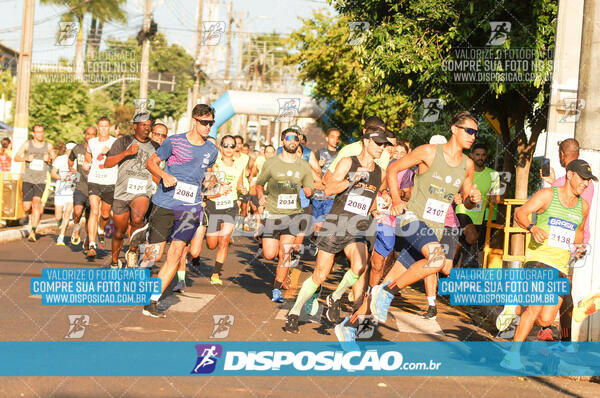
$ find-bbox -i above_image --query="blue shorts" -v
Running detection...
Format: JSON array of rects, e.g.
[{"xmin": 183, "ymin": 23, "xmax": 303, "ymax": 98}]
[
  {"xmin": 312, "ymin": 199, "xmax": 334, "ymax": 222},
  {"xmin": 374, "ymin": 223, "xmax": 397, "ymax": 257},
  {"xmin": 395, "ymin": 220, "xmax": 439, "ymax": 267},
  {"xmin": 148, "ymin": 203, "xmax": 204, "ymax": 244}
]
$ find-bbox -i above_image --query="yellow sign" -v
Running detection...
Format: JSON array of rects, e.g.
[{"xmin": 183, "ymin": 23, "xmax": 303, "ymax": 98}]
[{"xmin": 483, "ymin": 113, "xmax": 513, "ymax": 136}]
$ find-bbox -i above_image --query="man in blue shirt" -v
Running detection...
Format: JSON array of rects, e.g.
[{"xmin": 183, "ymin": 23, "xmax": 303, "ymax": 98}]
[{"xmin": 143, "ymin": 104, "xmax": 219, "ymax": 317}]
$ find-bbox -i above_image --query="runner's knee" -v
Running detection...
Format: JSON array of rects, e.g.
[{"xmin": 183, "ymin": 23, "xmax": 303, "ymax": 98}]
[{"xmin": 424, "ymin": 242, "xmax": 445, "ymax": 270}]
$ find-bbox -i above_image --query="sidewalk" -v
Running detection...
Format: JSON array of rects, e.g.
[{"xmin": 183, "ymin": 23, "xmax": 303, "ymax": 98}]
[{"xmin": 0, "ymin": 216, "xmax": 57, "ymax": 244}]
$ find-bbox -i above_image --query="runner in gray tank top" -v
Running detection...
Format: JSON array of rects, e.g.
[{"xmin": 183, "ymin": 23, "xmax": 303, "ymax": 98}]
[{"xmin": 14, "ymin": 124, "xmax": 56, "ymax": 242}]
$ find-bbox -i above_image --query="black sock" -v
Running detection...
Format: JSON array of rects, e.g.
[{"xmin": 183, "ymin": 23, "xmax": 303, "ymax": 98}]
[
  {"xmin": 384, "ymin": 284, "xmax": 400, "ymax": 295},
  {"xmin": 541, "ymin": 326, "xmax": 551, "ymax": 331},
  {"xmin": 213, "ymin": 261, "xmax": 224, "ymax": 275}
]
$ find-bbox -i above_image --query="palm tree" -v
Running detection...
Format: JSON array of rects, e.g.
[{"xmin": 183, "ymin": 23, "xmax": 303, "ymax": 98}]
[
  {"xmin": 85, "ymin": 0, "xmax": 127, "ymax": 60},
  {"xmin": 41, "ymin": 0, "xmax": 127, "ymax": 80}
]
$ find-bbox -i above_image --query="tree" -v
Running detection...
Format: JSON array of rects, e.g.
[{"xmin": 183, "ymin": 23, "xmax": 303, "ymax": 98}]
[{"xmin": 85, "ymin": 0, "xmax": 127, "ymax": 60}]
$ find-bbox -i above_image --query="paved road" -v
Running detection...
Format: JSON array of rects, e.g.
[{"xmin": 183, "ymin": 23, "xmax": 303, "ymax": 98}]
[{"xmin": 2, "ymin": 227, "xmax": 600, "ymax": 396}]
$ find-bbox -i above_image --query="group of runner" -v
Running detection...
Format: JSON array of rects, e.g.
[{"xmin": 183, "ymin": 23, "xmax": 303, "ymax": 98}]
[{"xmin": 15, "ymin": 106, "xmax": 597, "ymax": 351}]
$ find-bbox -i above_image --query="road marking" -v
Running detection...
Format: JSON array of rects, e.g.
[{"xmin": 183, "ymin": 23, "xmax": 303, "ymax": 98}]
[
  {"xmin": 29, "ymin": 295, "xmax": 41, "ymax": 299},
  {"xmin": 391, "ymin": 311, "xmax": 445, "ymax": 335},
  {"xmin": 158, "ymin": 293, "xmax": 215, "ymax": 313}
]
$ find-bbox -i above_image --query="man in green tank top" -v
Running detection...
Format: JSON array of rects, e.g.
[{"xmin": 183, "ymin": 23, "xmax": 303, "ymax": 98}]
[
  {"xmin": 14, "ymin": 124, "xmax": 56, "ymax": 242},
  {"xmin": 500, "ymin": 159, "xmax": 593, "ymax": 370},
  {"xmin": 367, "ymin": 111, "xmax": 482, "ymax": 326}
]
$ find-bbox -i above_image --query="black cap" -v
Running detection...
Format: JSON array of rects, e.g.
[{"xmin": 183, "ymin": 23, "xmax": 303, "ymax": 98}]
[
  {"xmin": 132, "ymin": 111, "xmax": 151, "ymax": 123},
  {"xmin": 365, "ymin": 129, "xmax": 391, "ymax": 145},
  {"xmin": 566, "ymin": 159, "xmax": 598, "ymax": 181}
]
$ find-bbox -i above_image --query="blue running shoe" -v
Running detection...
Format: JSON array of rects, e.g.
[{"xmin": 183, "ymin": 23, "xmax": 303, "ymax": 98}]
[
  {"xmin": 335, "ymin": 317, "xmax": 359, "ymax": 352},
  {"xmin": 304, "ymin": 288, "xmax": 321, "ymax": 316},
  {"xmin": 370, "ymin": 281, "xmax": 394, "ymax": 323},
  {"xmin": 272, "ymin": 288, "xmax": 284, "ymax": 303}
]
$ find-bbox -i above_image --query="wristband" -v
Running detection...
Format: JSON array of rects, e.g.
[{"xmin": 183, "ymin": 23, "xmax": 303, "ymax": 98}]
[{"xmin": 526, "ymin": 223, "xmax": 535, "ymax": 232}]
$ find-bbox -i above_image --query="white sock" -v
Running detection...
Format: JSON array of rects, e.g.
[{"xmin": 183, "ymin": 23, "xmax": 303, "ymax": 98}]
[
  {"xmin": 150, "ymin": 293, "xmax": 161, "ymax": 302},
  {"xmin": 427, "ymin": 296, "xmax": 436, "ymax": 307}
]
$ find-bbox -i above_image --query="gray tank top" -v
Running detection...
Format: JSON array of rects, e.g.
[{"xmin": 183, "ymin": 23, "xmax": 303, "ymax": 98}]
[
  {"xmin": 23, "ymin": 140, "xmax": 51, "ymax": 184},
  {"xmin": 402, "ymin": 145, "xmax": 466, "ymax": 239}
]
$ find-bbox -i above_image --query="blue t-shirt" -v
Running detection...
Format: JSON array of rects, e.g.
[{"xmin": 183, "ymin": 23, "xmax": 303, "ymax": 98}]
[
  {"xmin": 151, "ymin": 133, "xmax": 218, "ymax": 209},
  {"xmin": 277, "ymin": 145, "xmax": 312, "ymax": 207}
]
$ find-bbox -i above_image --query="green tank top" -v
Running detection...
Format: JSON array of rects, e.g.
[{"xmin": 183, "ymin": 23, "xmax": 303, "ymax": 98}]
[
  {"xmin": 210, "ymin": 157, "xmax": 243, "ymax": 209},
  {"xmin": 527, "ymin": 187, "xmax": 583, "ymax": 274},
  {"xmin": 402, "ymin": 145, "xmax": 466, "ymax": 240}
]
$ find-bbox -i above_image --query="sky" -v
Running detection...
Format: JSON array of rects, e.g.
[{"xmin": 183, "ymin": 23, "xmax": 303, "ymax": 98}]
[{"xmin": 0, "ymin": 0, "xmax": 334, "ymax": 64}]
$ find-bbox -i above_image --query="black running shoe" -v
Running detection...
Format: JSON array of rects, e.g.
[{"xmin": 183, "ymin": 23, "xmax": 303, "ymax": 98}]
[
  {"xmin": 142, "ymin": 301, "xmax": 166, "ymax": 318},
  {"xmin": 326, "ymin": 295, "xmax": 341, "ymax": 323},
  {"xmin": 284, "ymin": 314, "xmax": 299, "ymax": 334},
  {"xmin": 422, "ymin": 305, "xmax": 437, "ymax": 320},
  {"xmin": 188, "ymin": 256, "xmax": 202, "ymax": 276}
]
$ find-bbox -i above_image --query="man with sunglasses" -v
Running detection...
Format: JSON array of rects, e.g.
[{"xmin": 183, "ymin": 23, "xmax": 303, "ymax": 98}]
[
  {"xmin": 336, "ymin": 111, "xmax": 482, "ymax": 341},
  {"xmin": 256, "ymin": 128, "xmax": 314, "ymax": 303},
  {"xmin": 151, "ymin": 123, "xmax": 168, "ymax": 146},
  {"xmin": 142, "ymin": 104, "xmax": 218, "ymax": 317}
]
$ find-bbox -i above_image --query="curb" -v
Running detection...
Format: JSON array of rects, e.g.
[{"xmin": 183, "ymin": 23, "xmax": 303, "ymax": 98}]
[{"xmin": 0, "ymin": 219, "xmax": 57, "ymax": 244}]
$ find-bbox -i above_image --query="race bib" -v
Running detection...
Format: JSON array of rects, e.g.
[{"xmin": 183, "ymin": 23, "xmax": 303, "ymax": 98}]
[
  {"xmin": 277, "ymin": 194, "xmax": 297, "ymax": 209},
  {"xmin": 29, "ymin": 159, "xmax": 44, "ymax": 171},
  {"xmin": 215, "ymin": 194, "xmax": 234, "ymax": 210},
  {"xmin": 344, "ymin": 193, "xmax": 371, "ymax": 216},
  {"xmin": 423, "ymin": 198, "xmax": 449, "ymax": 224},
  {"xmin": 173, "ymin": 181, "xmax": 198, "ymax": 203},
  {"xmin": 93, "ymin": 169, "xmax": 107, "ymax": 180},
  {"xmin": 548, "ymin": 217, "xmax": 577, "ymax": 251},
  {"xmin": 126, "ymin": 177, "xmax": 147, "ymax": 195}
]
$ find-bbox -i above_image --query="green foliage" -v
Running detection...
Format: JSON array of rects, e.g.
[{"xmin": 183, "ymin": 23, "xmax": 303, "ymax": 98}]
[{"xmin": 29, "ymin": 80, "xmax": 90, "ymax": 143}]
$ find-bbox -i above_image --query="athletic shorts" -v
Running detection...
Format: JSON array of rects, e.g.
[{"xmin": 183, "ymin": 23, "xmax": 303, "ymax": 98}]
[
  {"xmin": 316, "ymin": 230, "xmax": 369, "ymax": 255},
  {"xmin": 395, "ymin": 220, "xmax": 439, "ymax": 267},
  {"xmin": 238, "ymin": 193, "xmax": 250, "ymax": 203},
  {"xmin": 457, "ymin": 213, "xmax": 485, "ymax": 248},
  {"xmin": 54, "ymin": 194, "xmax": 73, "ymax": 207},
  {"xmin": 312, "ymin": 199, "xmax": 334, "ymax": 222},
  {"xmin": 205, "ymin": 200, "xmax": 239, "ymax": 233},
  {"xmin": 262, "ymin": 214, "xmax": 308, "ymax": 240},
  {"xmin": 88, "ymin": 183, "xmax": 114, "ymax": 205},
  {"xmin": 148, "ymin": 203, "xmax": 204, "ymax": 244},
  {"xmin": 440, "ymin": 226, "xmax": 460, "ymax": 260},
  {"xmin": 22, "ymin": 182, "xmax": 45, "ymax": 202},
  {"xmin": 249, "ymin": 194, "xmax": 260, "ymax": 208},
  {"xmin": 524, "ymin": 261, "xmax": 571, "ymax": 299},
  {"xmin": 374, "ymin": 223, "xmax": 397, "ymax": 258},
  {"xmin": 112, "ymin": 196, "xmax": 150, "ymax": 215},
  {"xmin": 73, "ymin": 189, "xmax": 89, "ymax": 208}
]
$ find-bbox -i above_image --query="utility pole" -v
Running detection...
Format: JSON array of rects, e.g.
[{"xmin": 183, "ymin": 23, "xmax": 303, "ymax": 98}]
[
  {"xmin": 246, "ymin": 36, "xmax": 252, "ymax": 90},
  {"xmin": 139, "ymin": 0, "xmax": 152, "ymax": 101},
  {"xmin": 191, "ymin": 0, "xmax": 204, "ymax": 124},
  {"xmin": 12, "ymin": 0, "xmax": 35, "ymax": 173},
  {"xmin": 235, "ymin": 12, "xmax": 244, "ymax": 89},
  {"xmin": 224, "ymin": 0, "xmax": 233, "ymax": 86}
]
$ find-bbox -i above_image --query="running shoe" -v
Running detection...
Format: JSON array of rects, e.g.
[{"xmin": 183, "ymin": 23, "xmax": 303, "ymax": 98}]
[
  {"xmin": 87, "ymin": 243, "xmax": 97, "ymax": 258},
  {"xmin": 210, "ymin": 274, "xmax": 223, "ymax": 285},
  {"xmin": 537, "ymin": 327, "xmax": 554, "ymax": 341},
  {"xmin": 500, "ymin": 351, "xmax": 524, "ymax": 371},
  {"xmin": 173, "ymin": 280, "xmax": 186, "ymax": 293},
  {"xmin": 71, "ymin": 231, "xmax": 81, "ymax": 246},
  {"xmin": 496, "ymin": 305, "xmax": 518, "ymax": 332},
  {"xmin": 272, "ymin": 288, "xmax": 284, "ymax": 303},
  {"xmin": 573, "ymin": 293, "xmax": 600, "ymax": 323},
  {"xmin": 56, "ymin": 235, "xmax": 65, "ymax": 246},
  {"xmin": 284, "ymin": 314, "xmax": 300, "ymax": 334},
  {"xmin": 304, "ymin": 289, "xmax": 321, "ymax": 317},
  {"xmin": 27, "ymin": 230, "xmax": 36, "ymax": 242},
  {"xmin": 188, "ymin": 257, "xmax": 202, "ymax": 276},
  {"xmin": 422, "ymin": 305, "xmax": 437, "ymax": 320},
  {"xmin": 125, "ymin": 249, "xmax": 138, "ymax": 268},
  {"xmin": 335, "ymin": 317, "xmax": 360, "ymax": 352},
  {"xmin": 109, "ymin": 261, "xmax": 120, "ymax": 269},
  {"xmin": 142, "ymin": 301, "xmax": 166, "ymax": 318},
  {"xmin": 83, "ymin": 237, "xmax": 89, "ymax": 251},
  {"xmin": 326, "ymin": 294, "xmax": 341, "ymax": 323},
  {"xmin": 98, "ymin": 233, "xmax": 106, "ymax": 249},
  {"xmin": 370, "ymin": 281, "xmax": 394, "ymax": 323},
  {"xmin": 129, "ymin": 223, "xmax": 148, "ymax": 248},
  {"xmin": 496, "ymin": 316, "xmax": 519, "ymax": 339}
]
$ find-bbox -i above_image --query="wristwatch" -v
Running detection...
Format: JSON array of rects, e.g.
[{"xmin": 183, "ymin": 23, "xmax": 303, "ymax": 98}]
[{"xmin": 526, "ymin": 223, "xmax": 535, "ymax": 232}]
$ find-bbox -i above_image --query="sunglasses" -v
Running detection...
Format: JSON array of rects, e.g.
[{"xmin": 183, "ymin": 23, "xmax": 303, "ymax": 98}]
[
  {"xmin": 456, "ymin": 125, "xmax": 478, "ymax": 137},
  {"xmin": 222, "ymin": 143, "xmax": 235, "ymax": 148},
  {"xmin": 284, "ymin": 135, "xmax": 300, "ymax": 142},
  {"xmin": 152, "ymin": 133, "xmax": 167, "ymax": 138},
  {"xmin": 370, "ymin": 139, "xmax": 387, "ymax": 147},
  {"xmin": 195, "ymin": 118, "xmax": 215, "ymax": 127}
]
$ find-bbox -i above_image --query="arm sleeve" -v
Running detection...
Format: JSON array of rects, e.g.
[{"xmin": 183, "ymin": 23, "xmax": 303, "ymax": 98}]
[
  {"xmin": 256, "ymin": 159, "xmax": 271, "ymax": 186},
  {"xmin": 155, "ymin": 137, "xmax": 173, "ymax": 161}
]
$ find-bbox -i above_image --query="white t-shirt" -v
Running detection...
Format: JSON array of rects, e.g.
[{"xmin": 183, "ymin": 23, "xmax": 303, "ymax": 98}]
[
  {"xmin": 52, "ymin": 154, "xmax": 75, "ymax": 197},
  {"xmin": 87, "ymin": 136, "xmax": 118, "ymax": 185}
]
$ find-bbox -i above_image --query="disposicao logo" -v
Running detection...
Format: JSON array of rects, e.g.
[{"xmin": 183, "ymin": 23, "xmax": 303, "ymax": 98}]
[{"xmin": 191, "ymin": 344, "xmax": 222, "ymax": 374}]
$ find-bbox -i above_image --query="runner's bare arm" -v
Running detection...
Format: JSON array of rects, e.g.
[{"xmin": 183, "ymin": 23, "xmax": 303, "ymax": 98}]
[
  {"xmin": 575, "ymin": 200, "xmax": 589, "ymax": 245},
  {"xmin": 308, "ymin": 152, "xmax": 324, "ymax": 190},
  {"xmin": 514, "ymin": 188, "xmax": 553, "ymax": 243},
  {"xmin": 14, "ymin": 141, "xmax": 30, "ymax": 162},
  {"xmin": 324, "ymin": 157, "xmax": 352, "ymax": 197},
  {"xmin": 256, "ymin": 184, "xmax": 266, "ymax": 206},
  {"xmin": 460, "ymin": 158, "xmax": 481, "ymax": 209},
  {"xmin": 388, "ymin": 144, "xmax": 435, "ymax": 212},
  {"xmin": 146, "ymin": 152, "xmax": 177, "ymax": 187},
  {"xmin": 104, "ymin": 144, "xmax": 138, "ymax": 169},
  {"xmin": 50, "ymin": 166, "xmax": 61, "ymax": 180},
  {"xmin": 47, "ymin": 143, "xmax": 57, "ymax": 163}
]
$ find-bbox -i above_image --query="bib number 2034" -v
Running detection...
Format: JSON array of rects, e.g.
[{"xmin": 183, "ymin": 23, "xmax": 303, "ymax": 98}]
[{"xmin": 277, "ymin": 194, "xmax": 297, "ymax": 209}]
